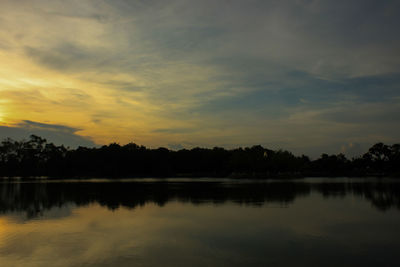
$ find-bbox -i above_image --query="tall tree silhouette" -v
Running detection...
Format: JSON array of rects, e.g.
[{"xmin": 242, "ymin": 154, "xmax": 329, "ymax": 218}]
[{"xmin": 0, "ymin": 136, "xmax": 399, "ymax": 178}]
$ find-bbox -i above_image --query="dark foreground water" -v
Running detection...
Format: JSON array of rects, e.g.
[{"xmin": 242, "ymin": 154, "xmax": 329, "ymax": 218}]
[{"xmin": 0, "ymin": 178, "xmax": 399, "ymax": 267}]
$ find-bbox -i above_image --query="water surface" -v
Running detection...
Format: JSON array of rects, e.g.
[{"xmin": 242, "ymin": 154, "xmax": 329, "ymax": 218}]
[{"xmin": 0, "ymin": 178, "xmax": 399, "ymax": 266}]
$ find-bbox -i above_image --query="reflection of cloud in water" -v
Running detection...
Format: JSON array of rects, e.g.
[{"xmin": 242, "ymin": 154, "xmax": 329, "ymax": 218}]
[
  {"xmin": 3, "ymin": 204, "xmax": 75, "ymax": 223},
  {"xmin": 1, "ymin": 196, "xmax": 400, "ymax": 267}
]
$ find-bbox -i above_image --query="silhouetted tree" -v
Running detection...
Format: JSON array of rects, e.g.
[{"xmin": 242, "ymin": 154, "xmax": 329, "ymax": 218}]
[{"xmin": 0, "ymin": 137, "xmax": 399, "ymax": 178}]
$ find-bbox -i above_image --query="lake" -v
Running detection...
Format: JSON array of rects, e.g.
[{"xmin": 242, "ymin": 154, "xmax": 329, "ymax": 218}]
[{"xmin": 0, "ymin": 178, "xmax": 399, "ymax": 267}]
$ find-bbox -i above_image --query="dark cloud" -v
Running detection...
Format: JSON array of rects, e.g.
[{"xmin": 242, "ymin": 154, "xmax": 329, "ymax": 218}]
[
  {"xmin": 342, "ymin": 73, "xmax": 400, "ymax": 102},
  {"xmin": 0, "ymin": 120, "xmax": 95, "ymax": 148},
  {"xmin": 189, "ymin": 69, "xmax": 400, "ymax": 117},
  {"xmin": 318, "ymin": 102, "xmax": 400, "ymax": 125},
  {"xmin": 17, "ymin": 120, "xmax": 79, "ymax": 133}
]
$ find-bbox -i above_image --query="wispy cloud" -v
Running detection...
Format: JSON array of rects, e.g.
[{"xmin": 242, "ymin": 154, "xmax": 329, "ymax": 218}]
[{"xmin": 17, "ymin": 120, "xmax": 81, "ymax": 133}]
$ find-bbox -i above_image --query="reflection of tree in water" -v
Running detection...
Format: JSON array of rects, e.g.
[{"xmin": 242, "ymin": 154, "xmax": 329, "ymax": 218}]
[
  {"xmin": 0, "ymin": 180, "xmax": 399, "ymax": 218},
  {"xmin": 311, "ymin": 182, "xmax": 400, "ymax": 211},
  {"xmin": 350, "ymin": 182, "xmax": 400, "ymax": 211}
]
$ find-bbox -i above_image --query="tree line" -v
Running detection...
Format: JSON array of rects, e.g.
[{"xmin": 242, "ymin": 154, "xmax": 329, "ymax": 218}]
[{"xmin": 0, "ymin": 135, "xmax": 399, "ymax": 178}]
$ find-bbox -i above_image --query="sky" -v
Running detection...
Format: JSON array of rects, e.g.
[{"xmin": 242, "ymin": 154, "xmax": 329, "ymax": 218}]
[{"xmin": 0, "ymin": 0, "xmax": 399, "ymax": 157}]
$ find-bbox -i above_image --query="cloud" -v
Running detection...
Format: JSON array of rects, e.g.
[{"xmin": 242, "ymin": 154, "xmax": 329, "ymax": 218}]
[
  {"xmin": 0, "ymin": 120, "xmax": 96, "ymax": 148},
  {"xmin": 17, "ymin": 120, "xmax": 80, "ymax": 133},
  {"xmin": 24, "ymin": 43, "xmax": 109, "ymax": 72},
  {"xmin": 167, "ymin": 143, "xmax": 184, "ymax": 151},
  {"xmin": 318, "ymin": 101, "xmax": 400, "ymax": 124},
  {"xmin": 152, "ymin": 128, "xmax": 197, "ymax": 134},
  {"xmin": 0, "ymin": 0, "xmax": 399, "ymax": 156}
]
